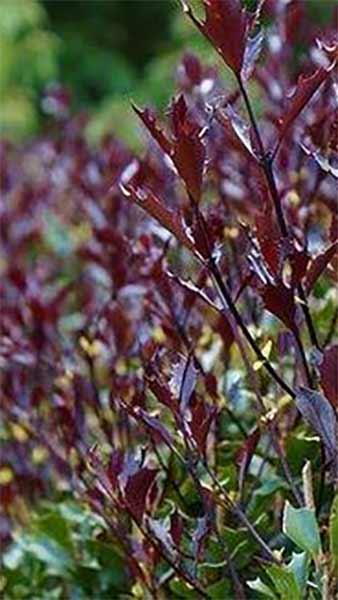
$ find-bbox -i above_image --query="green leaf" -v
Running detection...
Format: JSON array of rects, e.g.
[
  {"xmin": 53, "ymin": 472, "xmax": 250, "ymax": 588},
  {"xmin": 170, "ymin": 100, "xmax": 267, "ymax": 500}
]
[
  {"xmin": 329, "ymin": 494, "xmax": 338, "ymax": 572},
  {"xmin": 23, "ymin": 534, "xmax": 73, "ymax": 573},
  {"xmin": 265, "ymin": 564, "xmax": 301, "ymax": 600},
  {"xmin": 287, "ymin": 552, "xmax": 310, "ymax": 593},
  {"xmin": 2, "ymin": 541, "xmax": 25, "ymax": 570},
  {"xmin": 34, "ymin": 510, "xmax": 73, "ymax": 552},
  {"xmin": 206, "ymin": 578, "xmax": 232, "ymax": 599},
  {"xmin": 247, "ymin": 577, "xmax": 277, "ymax": 598},
  {"xmin": 169, "ymin": 578, "xmax": 198, "ymax": 598},
  {"xmin": 255, "ymin": 477, "xmax": 289, "ymax": 497},
  {"xmin": 283, "ymin": 501, "xmax": 321, "ymax": 557}
]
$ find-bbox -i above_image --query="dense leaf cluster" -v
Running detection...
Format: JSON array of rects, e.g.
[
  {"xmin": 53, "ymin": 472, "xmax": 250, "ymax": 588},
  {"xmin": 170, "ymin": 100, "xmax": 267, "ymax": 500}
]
[{"xmin": 1, "ymin": 1, "xmax": 338, "ymax": 598}]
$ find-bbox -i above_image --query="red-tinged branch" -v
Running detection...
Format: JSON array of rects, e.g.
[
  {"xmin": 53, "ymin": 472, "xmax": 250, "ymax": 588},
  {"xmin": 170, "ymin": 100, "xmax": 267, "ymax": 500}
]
[
  {"xmin": 236, "ymin": 74, "xmax": 320, "ymax": 363},
  {"xmin": 236, "ymin": 74, "xmax": 288, "ymax": 238},
  {"xmin": 190, "ymin": 198, "xmax": 296, "ymax": 398}
]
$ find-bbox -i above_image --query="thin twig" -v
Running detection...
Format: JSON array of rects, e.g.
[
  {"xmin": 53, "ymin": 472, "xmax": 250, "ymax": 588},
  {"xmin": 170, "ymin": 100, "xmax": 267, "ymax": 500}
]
[{"xmin": 236, "ymin": 74, "xmax": 318, "ymax": 383}]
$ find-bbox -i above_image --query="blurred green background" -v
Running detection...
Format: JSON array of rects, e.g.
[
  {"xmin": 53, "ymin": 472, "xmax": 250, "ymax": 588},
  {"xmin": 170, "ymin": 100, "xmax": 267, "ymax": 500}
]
[
  {"xmin": 0, "ymin": 0, "xmax": 215, "ymax": 146},
  {"xmin": 0, "ymin": 0, "xmax": 335, "ymax": 146}
]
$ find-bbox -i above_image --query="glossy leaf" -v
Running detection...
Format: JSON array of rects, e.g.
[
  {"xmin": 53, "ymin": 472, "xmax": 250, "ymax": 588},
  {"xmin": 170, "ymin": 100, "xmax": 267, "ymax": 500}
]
[
  {"xmin": 265, "ymin": 564, "xmax": 301, "ymax": 600},
  {"xmin": 283, "ymin": 501, "xmax": 321, "ymax": 557},
  {"xmin": 278, "ymin": 65, "xmax": 335, "ymax": 142},
  {"xmin": 184, "ymin": 0, "xmax": 253, "ymax": 75}
]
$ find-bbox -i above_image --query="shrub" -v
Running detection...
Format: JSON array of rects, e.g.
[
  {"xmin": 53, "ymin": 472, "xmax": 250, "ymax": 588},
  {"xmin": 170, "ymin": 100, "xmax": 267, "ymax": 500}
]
[{"xmin": 1, "ymin": 1, "xmax": 337, "ymax": 598}]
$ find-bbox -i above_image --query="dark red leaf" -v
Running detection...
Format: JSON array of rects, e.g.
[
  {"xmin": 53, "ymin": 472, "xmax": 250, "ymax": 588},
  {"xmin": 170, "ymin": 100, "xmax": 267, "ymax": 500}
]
[
  {"xmin": 134, "ymin": 96, "xmax": 206, "ymax": 202},
  {"xmin": 170, "ymin": 94, "xmax": 206, "ymax": 202},
  {"xmin": 170, "ymin": 510, "xmax": 184, "ymax": 547},
  {"xmin": 125, "ymin": 467, "xmax": 158, "ymax": 522},
  {"xmin": 319, "ymin": 345, "xmax": 338, "ymax": 409},
  {"xmin": 190, "ymin": 396, "xmax": 217, "ymax": 454},
  {"xmin": 108, "ymin": 450, "xmax": 124, "ymax": 487},
  {"xmin": 261, "ymin": 281, "xmax": 297, "ymax": 332},
  {"xmin": 133, "ymin": 407, "xmax": 173, "ymax": 447},
  {"xmin": 255, "ymin": 204, "xmax": 284, "ymax": 276},
  {"xmin": 184, "ymin": 0, "xmax": 251, "ymax": 74},
  {"xmin": 146, "ymin": 372, "xmax": 179, "ymax": 414},
  {"xmin": 305, "ymin": 241, "xmax": 338, "ymax": 293},
  {"xmin": 121, "ymin": 183, "xmax": 199, "ymax": 255},
  {"xmin": 235, "ymin": 427, "xmax": 260, "ymax": 493},
  {"xmin": 278, "ymin": 65, "xmax": 334, "ymax": 142},
  {"xmin": 235, "ymin": 427, "xmax": 260, "ymax": 470},
  {"xmin": 181, "ymin": 52, "xmax": 203, "ymax": 85},
  {"xmin": 132, "ymin": 105, "xmax": 172, "ymax": 155},
  {"xmin": 289, "ymin": 248, "xmax": 310, "ymax": 288}
]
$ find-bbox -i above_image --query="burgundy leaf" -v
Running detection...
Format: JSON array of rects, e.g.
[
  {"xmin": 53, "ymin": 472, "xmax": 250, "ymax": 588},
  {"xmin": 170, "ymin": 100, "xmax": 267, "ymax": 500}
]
[
  {"xmin": 184, "ymin": 0, "xmax": 252, "ymax": 75},
  {"xmin": 170, "ymin": 94, "xmax": 206, "ymax": 202},
  {"xmin": 278, "ymin": 65, "xmax": 335, "ymax": 142},
  {"xmin": 108, "ymin": 450, "xmax": 124, "ymax": 488},
  {"xmin": 289, "ymin": 248, "xmax": 310, "ymax": 288},
  {"xmin": 235, "ymin": 427, "xmax": 260, "ymax": 493},
  {"xmin": 125, "ymin": 467, "xmax": 158, "ymax": 522},
  {"xmin": 255, "ymin": 205, "xmax": 284, "ymax": 276},
  {"xmin": 132, "ymin": 105, "xmax": 172, "ymax": 155},
  {"xmin": 146, "ymin": 372, "xmax": 179, "ymax": 414},
  {"xmin": 319, "ymin": 345, "xmax": 338, "ymax": 409},
  {"xmin": 133, "ymin": 407, "xmax": 173, "ymax": 447},
  {"xmin": 134, "ymin": 96, "xmax": 206, "ymax": 202},
  {"xmin": 121, "ymin": 183, "xmax": 199, "ymax": 255},
  {"xmin": 305, "ymin": 241, "xmax": 338, "ymax": 293},
  {"xmin": 170, "ymin": 510, "xmax": 184, "ymax": 547},
  {"xmin": 190, "ymin": 396, "xmax": 217, "ymax": 454},
  {"xmin": 261, "ymin": 281, "xmax": 297, "ymax": 332},
  {"xmin": 181, "ymin": 52, "xmax": 203, "ymax": 86}
]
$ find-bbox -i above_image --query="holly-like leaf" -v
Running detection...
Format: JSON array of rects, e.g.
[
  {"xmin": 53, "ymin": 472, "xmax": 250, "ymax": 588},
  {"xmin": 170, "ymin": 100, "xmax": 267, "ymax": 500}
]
[
  {"xmin": 170, "ymin": 94, "xmax": 206, "ymax": 203},
  {"xmin": 265, "ymin": 564, "xmax": 301, "ymax": 600},
  {"xmin": 183, "ymin": 0, "xmax": 253, "ymax": 75},
  {"xmin": 132, "ymin": 104, "xmax": 172, "ymax": 155},
  {"xmin": 278, "ymin": 64, "xmax": 335, "ymax": 143},
  {"xmin": 286, "ymin": 552, "xmax": 310, "ymax": 594},
  {"xmin": 120, "ymin": 183, "xmax": 199, "ymax": 255},
  {"xmin": 247, "ymin": 577, "xmax": 277, "ymax": 598},
  {"xmin": 283, "ymin": 501, "xmax": 321, "ymax": 557},
  {"xmin": 319, "ymin": 345, "xmax": 338, "ymax": 408},
  {"xmin": 134, "ymin": 95, "xmax": 206, "ymax": 203},
  {"xmin": 192, "ymin": 514, "xmax": 212, "ymax": 561}
]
